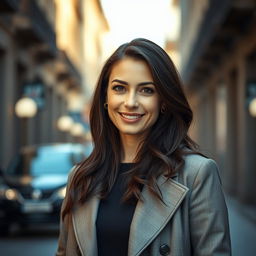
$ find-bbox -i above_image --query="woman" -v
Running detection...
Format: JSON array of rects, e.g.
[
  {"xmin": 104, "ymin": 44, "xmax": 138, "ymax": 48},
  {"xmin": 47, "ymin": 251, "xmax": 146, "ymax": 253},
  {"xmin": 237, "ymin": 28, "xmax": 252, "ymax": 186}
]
[{"xmin": 56, "ymin": 38, "xmax": 231, "ymax": 256}]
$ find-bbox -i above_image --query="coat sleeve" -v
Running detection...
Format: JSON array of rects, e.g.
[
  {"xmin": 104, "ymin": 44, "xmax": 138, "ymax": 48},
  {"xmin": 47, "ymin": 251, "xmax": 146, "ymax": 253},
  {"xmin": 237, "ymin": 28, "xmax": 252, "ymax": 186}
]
[
  {"xmin": 56, "ymin": 200, "xmax": 69, "ymax": 256},
  {"xmin": 189, "ymin": 159, "xmax": 232, "ymax": 256},
  {"xmin": 56, "ymin": 167, "xmax": 78, "ymax": 256}
]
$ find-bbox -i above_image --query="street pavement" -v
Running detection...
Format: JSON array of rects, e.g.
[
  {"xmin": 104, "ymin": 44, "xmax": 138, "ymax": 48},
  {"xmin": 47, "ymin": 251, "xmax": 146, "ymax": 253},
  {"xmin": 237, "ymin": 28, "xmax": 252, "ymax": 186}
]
[
  {"xmin": 0, "ymin": 225, "xmax": 58, "ymax": 256},
  {"xmin": 0, "ymin": 196, "xmax": 255, "ymax": 256},
  {"xmin": 226, "ymin": 195, "xmax": 256, "ymax": 256}
]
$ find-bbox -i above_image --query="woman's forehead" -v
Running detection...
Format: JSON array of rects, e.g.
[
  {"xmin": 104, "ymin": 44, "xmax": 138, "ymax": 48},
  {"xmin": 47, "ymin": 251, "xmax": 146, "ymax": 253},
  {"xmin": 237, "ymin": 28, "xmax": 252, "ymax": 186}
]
[{"xmin": 108, "ymin": 57, "xmax": 153, "ymax": 82}]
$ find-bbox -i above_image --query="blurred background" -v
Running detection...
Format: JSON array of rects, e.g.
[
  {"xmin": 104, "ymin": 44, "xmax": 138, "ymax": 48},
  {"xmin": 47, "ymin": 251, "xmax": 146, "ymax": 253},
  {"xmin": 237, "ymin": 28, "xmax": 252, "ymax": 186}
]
[{"xmin": 0, "ymin": 0, "xmax": 255, "ymax": 255}]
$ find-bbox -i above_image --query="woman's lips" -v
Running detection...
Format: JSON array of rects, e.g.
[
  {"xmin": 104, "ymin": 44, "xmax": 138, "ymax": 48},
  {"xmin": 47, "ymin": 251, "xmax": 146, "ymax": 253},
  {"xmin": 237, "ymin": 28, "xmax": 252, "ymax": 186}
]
[{"xmin": 119, "ymin": 112, "xmax": 144, "ymax": 122}]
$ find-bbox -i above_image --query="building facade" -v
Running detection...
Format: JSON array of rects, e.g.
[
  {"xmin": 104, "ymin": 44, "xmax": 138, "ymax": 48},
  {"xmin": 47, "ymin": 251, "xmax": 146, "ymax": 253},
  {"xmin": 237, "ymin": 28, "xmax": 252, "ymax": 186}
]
[
  {"xmin": 82, "ymin": 0, "xmax": 109, "ymax": 99},
  {"xmin": 0, "ymin": 0, "xmax": 85, "ymax": 169},
  {"xmin": 179, "ymin": 0, "xmax": 256, "ymax": 206}
]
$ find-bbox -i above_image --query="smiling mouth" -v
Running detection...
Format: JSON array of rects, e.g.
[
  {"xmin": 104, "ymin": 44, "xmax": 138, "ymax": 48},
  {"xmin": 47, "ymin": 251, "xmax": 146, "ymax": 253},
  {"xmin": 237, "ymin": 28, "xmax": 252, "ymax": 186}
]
[{"xmin": 119, "ymin": 112, "xmax": 144, "ymax": 120}]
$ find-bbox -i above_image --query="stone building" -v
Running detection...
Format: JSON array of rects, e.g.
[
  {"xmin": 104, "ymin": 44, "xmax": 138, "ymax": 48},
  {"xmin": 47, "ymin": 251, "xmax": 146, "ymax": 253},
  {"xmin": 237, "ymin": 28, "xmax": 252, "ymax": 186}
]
[
  {"xmin": 0, "ymin": 0, "xmax": 90, "ymax": 168},
  {"xmin": 179, "ymin": 0, "xmax": 256, "ymax": 205}
]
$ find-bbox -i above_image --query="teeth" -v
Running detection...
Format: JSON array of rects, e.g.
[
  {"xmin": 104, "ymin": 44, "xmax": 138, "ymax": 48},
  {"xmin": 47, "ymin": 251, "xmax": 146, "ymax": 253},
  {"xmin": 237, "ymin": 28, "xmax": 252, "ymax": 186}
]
[{"xmin": 121, "ymin": 114, "xmax": 141, "ymax": 120}]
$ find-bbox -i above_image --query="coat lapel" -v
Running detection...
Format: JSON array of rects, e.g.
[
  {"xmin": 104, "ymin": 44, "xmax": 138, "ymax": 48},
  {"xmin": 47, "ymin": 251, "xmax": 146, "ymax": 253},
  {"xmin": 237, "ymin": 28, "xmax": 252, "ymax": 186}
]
[
  {"xmin": 72, "ymin": 196, "xmax": 100, "ymax": 256},
  {"xmin": 128, "ymin": 175, "xmax": 189, "ymax": 256},
  {"xmin": 71, "ymin": 175, "xmax": 189, "ymax": 256}
]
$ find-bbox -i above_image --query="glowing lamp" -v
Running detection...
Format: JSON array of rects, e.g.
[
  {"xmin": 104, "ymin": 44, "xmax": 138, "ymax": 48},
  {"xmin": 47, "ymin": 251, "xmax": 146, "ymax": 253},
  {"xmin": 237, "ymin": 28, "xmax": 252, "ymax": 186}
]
[
  {"xmin": 57, "ymin": 116, "xmax": 74, "ymax": 132},
  {"xmin": 70, "ymin": 123, "xmax": 84, "ymax": 137},
  {"xmin": 15, "ymin": 97, "xmax": 37, "ymax": 118},
  {"xmin": 249, "ymin": 98, "xmax": 256, "ymax": 117}
]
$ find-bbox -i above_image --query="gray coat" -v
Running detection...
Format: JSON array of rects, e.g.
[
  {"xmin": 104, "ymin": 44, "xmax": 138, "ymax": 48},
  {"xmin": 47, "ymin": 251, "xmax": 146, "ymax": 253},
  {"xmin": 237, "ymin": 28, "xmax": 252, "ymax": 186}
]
[{"xmin": 56, "ymin": 154, "xmax": 231, "ymax": 256}]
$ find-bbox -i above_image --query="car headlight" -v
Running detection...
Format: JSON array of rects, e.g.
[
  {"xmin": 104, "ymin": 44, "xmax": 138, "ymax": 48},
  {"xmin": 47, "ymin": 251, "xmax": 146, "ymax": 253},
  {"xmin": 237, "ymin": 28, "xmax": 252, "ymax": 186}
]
[
  {"xmin": 56, "ymin": 186, "xmax": 66, "ymax": 199},
  {"xmin": 0, "ymin": 185, "xmax": 19, "ymax": 200}
]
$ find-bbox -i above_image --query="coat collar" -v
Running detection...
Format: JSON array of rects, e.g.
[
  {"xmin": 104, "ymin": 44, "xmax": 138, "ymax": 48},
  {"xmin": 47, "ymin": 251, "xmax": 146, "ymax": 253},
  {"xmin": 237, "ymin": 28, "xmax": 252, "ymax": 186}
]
[
  {"xmin": 72, "ymin": 175, "xmax": 188, "ymax": 256},
  {"xmin": 128, "ymin": 176, "xmax": 188, "ymax": 256}
]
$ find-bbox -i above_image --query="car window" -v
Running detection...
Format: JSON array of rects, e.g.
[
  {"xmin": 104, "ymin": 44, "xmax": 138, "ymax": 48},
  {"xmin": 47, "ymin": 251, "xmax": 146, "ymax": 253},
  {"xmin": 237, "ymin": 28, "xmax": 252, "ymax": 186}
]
[
  {"xmin": 6, "ymin": 145, "xmax": 88, "ymax": 176},
  {"xmin": 30, "ymin": 151, "xmax": 73, "ymax": 175}
]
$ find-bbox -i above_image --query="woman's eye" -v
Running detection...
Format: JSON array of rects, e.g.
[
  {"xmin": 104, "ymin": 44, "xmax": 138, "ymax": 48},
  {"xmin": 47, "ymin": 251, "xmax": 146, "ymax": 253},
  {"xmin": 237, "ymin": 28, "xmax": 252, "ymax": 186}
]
[
  {"xmin": 112, "ymin": 85, "xmax": 125, "ymax": 92},
  {"xmin": 141, "ymin": 87, "xmax": 154, "ymax": 94}
]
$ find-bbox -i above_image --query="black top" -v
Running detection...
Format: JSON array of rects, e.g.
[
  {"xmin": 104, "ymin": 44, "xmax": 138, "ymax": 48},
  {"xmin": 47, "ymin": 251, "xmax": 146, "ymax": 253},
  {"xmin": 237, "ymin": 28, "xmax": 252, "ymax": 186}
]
[{"xmin": 96, "ymin": 163, "xmax": 137, "ymax": 256}]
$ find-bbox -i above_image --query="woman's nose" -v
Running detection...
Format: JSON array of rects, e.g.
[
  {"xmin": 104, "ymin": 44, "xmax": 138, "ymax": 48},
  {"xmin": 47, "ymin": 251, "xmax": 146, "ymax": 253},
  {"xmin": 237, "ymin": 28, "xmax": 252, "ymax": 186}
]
[{"xmin": 124, "ymin": 92, "xmax": 139, "ymax": 108}]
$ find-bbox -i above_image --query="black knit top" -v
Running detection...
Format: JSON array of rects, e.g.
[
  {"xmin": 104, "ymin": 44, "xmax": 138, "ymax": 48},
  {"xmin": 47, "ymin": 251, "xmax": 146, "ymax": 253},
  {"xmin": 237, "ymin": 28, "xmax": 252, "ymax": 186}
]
[{"xmin": 96, "ymin": 163, "xmax": 137, "ymax": 256}]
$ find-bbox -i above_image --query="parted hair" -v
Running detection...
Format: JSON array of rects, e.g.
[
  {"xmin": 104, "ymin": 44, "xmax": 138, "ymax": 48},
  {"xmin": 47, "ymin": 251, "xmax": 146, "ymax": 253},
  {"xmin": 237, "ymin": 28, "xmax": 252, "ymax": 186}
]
[{"xmin": 62, "ymin": 38, "xmax": 199, "ymax": 219}]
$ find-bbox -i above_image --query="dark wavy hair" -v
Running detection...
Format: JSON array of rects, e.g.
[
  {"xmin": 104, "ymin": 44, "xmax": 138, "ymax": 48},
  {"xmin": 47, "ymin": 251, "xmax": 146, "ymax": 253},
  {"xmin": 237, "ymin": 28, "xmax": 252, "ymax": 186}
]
[{"xmin": 62, "ymin": 38, "xmax": 199, "ymax": 219}]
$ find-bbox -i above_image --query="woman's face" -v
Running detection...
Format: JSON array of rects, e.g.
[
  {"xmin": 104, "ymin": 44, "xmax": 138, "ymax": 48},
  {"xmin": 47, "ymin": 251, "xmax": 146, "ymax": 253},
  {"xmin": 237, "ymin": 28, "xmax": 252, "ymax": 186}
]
[{"xmin": 106, "ymin": 57, "xmax": 161, "ymax": 140}]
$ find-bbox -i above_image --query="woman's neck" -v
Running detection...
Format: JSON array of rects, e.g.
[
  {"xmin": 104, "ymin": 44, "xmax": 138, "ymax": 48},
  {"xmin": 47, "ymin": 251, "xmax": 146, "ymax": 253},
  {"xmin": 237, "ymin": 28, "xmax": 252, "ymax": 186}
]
[{"xmin": 120, "ymin": 134, "xmax": 144, "ymax": 163}]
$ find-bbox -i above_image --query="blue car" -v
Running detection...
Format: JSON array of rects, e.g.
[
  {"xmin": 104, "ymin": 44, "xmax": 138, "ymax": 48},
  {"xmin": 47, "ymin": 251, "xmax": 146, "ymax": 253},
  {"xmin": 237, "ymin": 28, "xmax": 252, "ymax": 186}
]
[{"xmin": 0, "ymin": 143, "xmax": 92, "ymax": 235}]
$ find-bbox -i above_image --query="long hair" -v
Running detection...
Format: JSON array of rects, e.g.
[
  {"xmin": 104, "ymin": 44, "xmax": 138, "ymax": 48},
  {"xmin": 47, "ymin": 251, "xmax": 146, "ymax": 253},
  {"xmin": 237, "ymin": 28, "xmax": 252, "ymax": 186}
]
[{"xmin": 62, "ymin": 38, "xmax": 199, "ymax": 219}]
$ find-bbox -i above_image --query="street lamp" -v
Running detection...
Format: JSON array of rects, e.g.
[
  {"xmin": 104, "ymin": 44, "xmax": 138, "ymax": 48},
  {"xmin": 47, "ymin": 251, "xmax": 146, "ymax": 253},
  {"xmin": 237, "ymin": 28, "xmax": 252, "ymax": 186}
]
[
  {"xmin": 70, "ymin": 123, "xmax": 84, "ymax": 137},
  {"xmin": 249, "ymin": 98, "xmax": 256, "ymax": 117},
  {"xmin": 15, "ymin": 97, "xmax": 37, "ymax": 118},
  {"xmin": 84, "ymin": 131, "xmax": 92, "ymax": 142},
  {"xmin": 57, "ymin": 115, "xmax": 74, "ymax": 132},
  {"xmin": 15, "ymin": 97, "xmax": 37, "ymax": 146},
  {"xmin": 247, "ymin": 83, "xmax": 256, "ymax": 118}
]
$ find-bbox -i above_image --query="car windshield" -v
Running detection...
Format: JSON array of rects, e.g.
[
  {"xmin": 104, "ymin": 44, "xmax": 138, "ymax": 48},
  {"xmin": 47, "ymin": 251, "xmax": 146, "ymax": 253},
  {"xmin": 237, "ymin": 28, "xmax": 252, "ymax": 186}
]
[{"xmin": 6, "ymin": 144, "xmax": 87, "ymax": 176}]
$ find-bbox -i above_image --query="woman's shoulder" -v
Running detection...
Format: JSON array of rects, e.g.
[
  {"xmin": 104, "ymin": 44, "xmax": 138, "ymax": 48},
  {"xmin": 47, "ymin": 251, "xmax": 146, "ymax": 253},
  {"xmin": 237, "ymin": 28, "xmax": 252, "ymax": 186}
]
[
  {"xmin": 183, "ymin": 153, "xmax": 216, "ymax": 169},
  {"xmin": 179, "ymin": 153, "xmax": 220, "ymax": 186}
]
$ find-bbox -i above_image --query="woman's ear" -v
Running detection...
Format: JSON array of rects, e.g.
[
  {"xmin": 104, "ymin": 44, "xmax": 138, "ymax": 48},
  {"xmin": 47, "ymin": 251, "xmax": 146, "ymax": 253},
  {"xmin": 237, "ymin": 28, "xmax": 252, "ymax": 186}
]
[
  {"xmin": 161, "ymin": 104, "xmax": 166, "ymax": 114},
  {"xmin": 104, "ymin": 93, "xmax": 108, "ymax": 109}
]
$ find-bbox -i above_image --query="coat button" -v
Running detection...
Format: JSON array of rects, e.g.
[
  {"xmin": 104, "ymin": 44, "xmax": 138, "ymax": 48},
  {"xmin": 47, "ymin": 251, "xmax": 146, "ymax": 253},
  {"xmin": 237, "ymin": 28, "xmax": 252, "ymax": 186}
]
[{"xmin": 159, "ymin": 244, "xmax": 170, "ymax": 255}]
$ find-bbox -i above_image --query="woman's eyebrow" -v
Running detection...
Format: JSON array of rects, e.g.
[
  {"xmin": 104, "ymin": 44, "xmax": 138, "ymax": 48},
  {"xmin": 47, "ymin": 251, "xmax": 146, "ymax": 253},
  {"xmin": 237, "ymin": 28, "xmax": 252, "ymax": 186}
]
[
  {"xmin": 111, "ymin": 79, "xmax": 155, "ymax": 86},
  {"xmin": 111, "ymin": 79, "xmax": 128, "ymax": 85},
  {"xmin": 138, "ymin": 82, "xmax": 155, "ymax": 86}
]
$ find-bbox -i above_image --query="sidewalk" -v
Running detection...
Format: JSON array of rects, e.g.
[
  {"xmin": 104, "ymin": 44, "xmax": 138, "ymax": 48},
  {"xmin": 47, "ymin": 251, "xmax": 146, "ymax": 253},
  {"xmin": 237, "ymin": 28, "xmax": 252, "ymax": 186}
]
[{"xmin": 225, "ymin": 195, "xmax": 256, "ymax": 256}]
